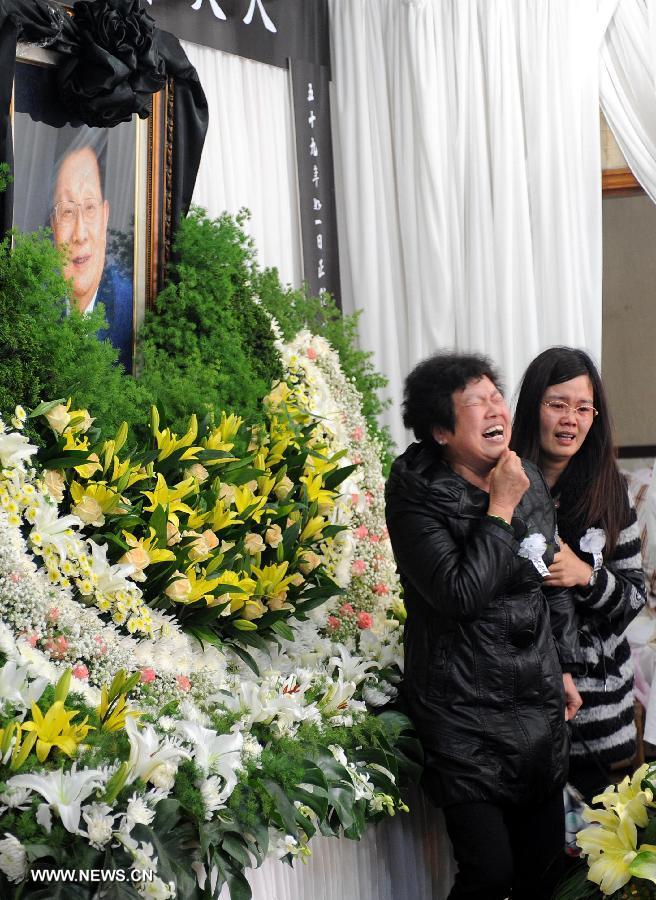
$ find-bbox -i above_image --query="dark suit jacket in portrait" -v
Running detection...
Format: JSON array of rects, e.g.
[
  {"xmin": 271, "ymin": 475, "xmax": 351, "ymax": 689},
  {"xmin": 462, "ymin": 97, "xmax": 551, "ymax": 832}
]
[{"xmin": 96, "ymin": 264, "xmax": 133, "ymax": 371}]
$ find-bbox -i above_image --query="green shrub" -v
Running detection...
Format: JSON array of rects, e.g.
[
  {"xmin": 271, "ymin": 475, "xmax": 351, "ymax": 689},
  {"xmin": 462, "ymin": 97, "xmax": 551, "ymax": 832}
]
[
  {"xmin": 138, "ymin": 208, "xmax": 283, "ymax": 432},
  {"xmin": 0, "ymin": 230, "xmax": 150, "ymax": 437}
]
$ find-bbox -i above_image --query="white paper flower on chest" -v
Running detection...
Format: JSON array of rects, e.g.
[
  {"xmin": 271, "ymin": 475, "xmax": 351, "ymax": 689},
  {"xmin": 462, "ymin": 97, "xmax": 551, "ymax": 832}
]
[
  {"xmin": 518, "ymin": 532, "xmax": 548, "ymax": 577},
  {"xmin": 580, "ymin": 527, "xmax": 605, "ymax": 572}
]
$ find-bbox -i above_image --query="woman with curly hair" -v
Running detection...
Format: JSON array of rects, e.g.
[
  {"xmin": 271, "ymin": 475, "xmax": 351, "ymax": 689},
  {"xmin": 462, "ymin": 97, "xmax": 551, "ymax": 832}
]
[{"xmin": 386, "ymin": 351, "xmax": 581, "ymax": 900}]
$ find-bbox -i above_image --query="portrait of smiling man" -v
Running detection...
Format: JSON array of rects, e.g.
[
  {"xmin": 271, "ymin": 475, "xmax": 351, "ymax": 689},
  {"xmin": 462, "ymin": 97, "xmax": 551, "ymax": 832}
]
[
  {"xmin": 13, "ymin": 64, "xmax": 138, "ymax": 371},
  {"xmin": 50, "ymin": 144, "xmax": 110, "ymax": 314},
  {"xmin": 49, "ymin": 131, "xmax": 134, "ymax": 371}
]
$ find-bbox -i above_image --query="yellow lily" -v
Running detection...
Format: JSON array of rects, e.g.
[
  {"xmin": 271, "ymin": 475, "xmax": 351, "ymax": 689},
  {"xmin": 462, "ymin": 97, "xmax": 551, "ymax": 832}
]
[
  {"xmin": 122, "ymin": 528, "xmax": 176, "ymax": 566},
  {"xmin": 70, "ymin": 481, "xmax": 127, "ymax": 519},
  {"xmin": 300, "ymin": 515, "xmax": 326, "ymax": 543},
  {"xmin": 300, "ymin": 472, "xmax": 336, "ymax": 510},
  {"xmin": 167, "ymin": 566, "xmax": 222, "ymax": 605},
  {"xmin": 109, "ymin": 456, "xmax": 149, "ymax": 488},
  {"xmin": 97, "ymin": 687, "xmax": 140, "ymax": 733},
  {"xmin": 205, "ymin": 570, "xmax": 257, "ymax": 610},
  {"xmin": 233, "ymin": 485, "xmax": 268, "ymax": 524},
  {"xmin": 151, "ymin": 407, "xmax": 203, "ymax": 462},
  {"xmin": 141, "ymin": 474, "xmax": 197, "ymax": 525},
  {"xmin": 592, "ymin": 764, "xmax": 656, "ymax": 827},
  {"xmin": 22, "ymin": 700, "xmax": 92, "ymax": 762},
  {"xmin": 250, "ymin": 561, "xmax": 295, "ymax": 598},
  {"xmin": 203, "ymin": 412, "xmax": 243, "ymax": 463}
]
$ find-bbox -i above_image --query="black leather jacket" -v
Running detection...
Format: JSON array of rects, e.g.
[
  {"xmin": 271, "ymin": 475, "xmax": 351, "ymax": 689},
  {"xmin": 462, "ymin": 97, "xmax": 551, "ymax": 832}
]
[{"xmin": 385, "ymin": 442, "xmax": 582, "ymax": 807}]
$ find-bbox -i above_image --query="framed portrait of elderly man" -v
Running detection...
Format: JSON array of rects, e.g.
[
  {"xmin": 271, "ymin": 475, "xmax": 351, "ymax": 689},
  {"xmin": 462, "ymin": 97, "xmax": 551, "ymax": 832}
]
[{"xmin": 12, "ymin": 53, "xmax": 152, "ymax": 373}]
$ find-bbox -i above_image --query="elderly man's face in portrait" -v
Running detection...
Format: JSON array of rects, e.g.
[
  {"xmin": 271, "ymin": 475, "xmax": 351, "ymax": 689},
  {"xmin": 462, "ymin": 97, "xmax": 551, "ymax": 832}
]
[{"xmin": 50, "ymin": 147, "xmax": 110, "ymax": 312}]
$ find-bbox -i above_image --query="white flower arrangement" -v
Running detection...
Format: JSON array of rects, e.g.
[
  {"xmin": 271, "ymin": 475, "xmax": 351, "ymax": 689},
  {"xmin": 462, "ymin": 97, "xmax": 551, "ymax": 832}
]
[{"xmin": 0, "ymin": 331, "xmax": 412, "ymax": 896}]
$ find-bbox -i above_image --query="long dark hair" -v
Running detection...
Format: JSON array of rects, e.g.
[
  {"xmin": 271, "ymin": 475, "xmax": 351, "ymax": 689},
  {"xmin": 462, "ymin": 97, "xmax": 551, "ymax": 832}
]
[{"xmin": 511, "ymin": 347, "xmax": 628, "ymax": 556}]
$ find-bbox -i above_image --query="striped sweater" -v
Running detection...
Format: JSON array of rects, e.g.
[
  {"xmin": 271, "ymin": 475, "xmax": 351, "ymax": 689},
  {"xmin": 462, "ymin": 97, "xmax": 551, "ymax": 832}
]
[{"xmin": 565, "ymin": 499, "xmax": 646, "ymax": 765}]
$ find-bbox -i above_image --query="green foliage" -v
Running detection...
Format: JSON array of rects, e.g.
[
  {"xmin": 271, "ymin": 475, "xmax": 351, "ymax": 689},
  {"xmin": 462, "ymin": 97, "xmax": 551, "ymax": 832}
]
[
  {"xmin": 0, "ymin": 230, "xmax": 151, "ymax": 439},
  {"xmin": 138, "ymin": 208, "xmax": 283, "ymax": 432},
  {"xmin": 255, "ymin": 266, "xmax": 395, "ymax": 470}
]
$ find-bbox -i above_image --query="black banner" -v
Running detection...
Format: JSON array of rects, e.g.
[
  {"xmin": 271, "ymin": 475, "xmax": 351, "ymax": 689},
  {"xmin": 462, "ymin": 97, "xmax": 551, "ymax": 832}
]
[
  {"xmin": 62, "ymin": 0, "xmax": 330, "ymax": 71},
  {"xmin": 291, "ymin": 59, "xmax": 340, "ymax": 304}
]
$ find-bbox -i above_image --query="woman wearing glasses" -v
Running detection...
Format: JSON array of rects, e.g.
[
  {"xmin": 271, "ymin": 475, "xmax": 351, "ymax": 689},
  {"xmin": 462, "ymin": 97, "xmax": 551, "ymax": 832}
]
[{"xmin": 512, "ymin": 347, "xmax": 646, "ymax": 801}]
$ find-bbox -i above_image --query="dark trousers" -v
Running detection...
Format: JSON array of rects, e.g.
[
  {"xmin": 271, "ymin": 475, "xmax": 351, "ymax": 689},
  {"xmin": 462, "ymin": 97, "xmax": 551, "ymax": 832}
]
[{"xmin": 443, "ymin": 789, "xmax": 565, "ymax": 900}]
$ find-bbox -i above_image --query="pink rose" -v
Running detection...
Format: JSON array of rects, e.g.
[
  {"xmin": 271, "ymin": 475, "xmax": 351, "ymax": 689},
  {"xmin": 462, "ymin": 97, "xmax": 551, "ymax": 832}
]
[
  {"xmin": 373, "ymin": 583, "xmax": 389, "ymax": 596},
  {"xmin": 45, "ymin": 636, "xmax": 68, "ymax": 659},
  {"xmin": 327, "ymin": 615, "xmax": 341, "ymax": 632},
  {"xmin": 365, "ymin": 492, "xmax": 374, "ymax": 505},
  {"xmin": 48, "ymin": 607, "xmax": 60, "ymax": 624},
  {"xmin": 369, "ymin": 534, "xmax": 381, "ymax": 543},
  {"xmin": 306, "ymin": 346, "xmax": 318, "ymax": 361},
  {"xmin": 72, "ymin": 664, "xmax": 89, "ymax": 680},
  {"xmin": 357, "ymin": 612, "xmax": 373, "ymax": 629},
  {"xmin": 140, "ymin": 667, "xmax": 156, "ymax": 684},
  {"xmin": 10, "ymin": 572, "xmax": 21, "ymax": 584},
  {"xmin": 352, "ymin": 426, "xmax": 364, "ymax": 442},
  {"xmin": 351, "ymin": 559, "xmax": 367, "ymax": 576},
  {"xmin": 22, "ymin": 633, "xmax": 38, "ymax": 648},
  {"xmin": 176, "ymin": 675, "xmax": 192, "ymax": 692},
  {"xmin": 354, "ymin": 525, "xmax": 369, "ymax": 540},
  {"xmin": 339, "ymin": 603, "xmax": 355, "ymax": 616}
]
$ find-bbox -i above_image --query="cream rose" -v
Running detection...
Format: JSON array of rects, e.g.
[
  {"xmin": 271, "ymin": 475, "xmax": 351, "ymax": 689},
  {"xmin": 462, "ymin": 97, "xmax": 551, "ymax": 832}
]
[
  {"xmin": 265, "ymin": 524, "xmax": 283, "ymax": 548},
  {"xmin": 45, "ymin": 404, "xmax": 71, "ymax": 434},
  {"xmin": 186, "ymin": 463, "xmax": 209, "ymax": 484},
  {"xmin": 244, "ymin": 533, "xmax": 265, "ymax": 554},
  {"xmin": 267, "ymin": 591, "xmax": 288, "ymax": 611},
  {"xmin": 165, "ymin": 573, "xmax": 192, "ymax": 603},
  {"xmin": 299, "ymin": 551, "xmax": 321, "ymax": 575},
  {"xmin": 274, "ymin": 476, "xmax": 294, "ymax": 501},
  {"xmin": 166, "ymin": 522, "xmax": 182, "ymax": 546},
  {"xmin": 72, "ymin": 495, "xmax": 105, "ymax": 527},
  {"xmin": 43, "ymin": 469, "xmax": 66, "ymax": 503},
  {"xmin": 119, "ymin": 546, "xmax": 150, "ymax": 581},
  {"xmin": 188, "ymin": 529, "xmax": 220, "ymax": 562}
]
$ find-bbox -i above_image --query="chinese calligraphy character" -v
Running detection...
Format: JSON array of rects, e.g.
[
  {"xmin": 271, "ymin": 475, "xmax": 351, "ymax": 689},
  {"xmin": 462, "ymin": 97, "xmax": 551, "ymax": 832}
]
[
  {"xmin": 314, "ymin": 219, "xmax": 322, "ymax": 226},
  {"xmin": 316, "ymin": 234, "xmax": 323, "ymax": 250},
  {"xmin": 243, "ymin": 0, "xmax": 277, "ymax": 33},
  {"xmin": 313, "ymin": 198, "xmax": 322, "ymax": 211},
  {"xmin": 318, "ymin": 259, "xmax": 325, "ymax": 279},
  {"xmin": 191, "ymin": 0, "xmax": 227, "ymax": 19},
  {"xmin": 307, "ymin": 83, "xmax": 314, "ymax": 102},
  {"xmin": 309, "ymin": 137, "xmax": 318, "ymax": 157},
  {"xmin": 308, "ymin": 110, "xmax": 316, "ymax": 129},
  {"xmin": 312, "ymin": 166, "xmax": 320, "ymax": 188}
]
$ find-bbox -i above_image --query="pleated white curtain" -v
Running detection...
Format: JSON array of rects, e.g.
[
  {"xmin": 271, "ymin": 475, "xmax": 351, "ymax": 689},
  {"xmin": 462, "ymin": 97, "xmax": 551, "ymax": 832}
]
[
  {"xmin": 181, "ymin": 41, "xmax": 302, "ymax": 288},
  {"xmin": 600, "ymin": 0, "xmax": 656, "ymax": 204},
  {"xmin": 330, "ymin": 0, "xmax": 606, "ymax": 450}
]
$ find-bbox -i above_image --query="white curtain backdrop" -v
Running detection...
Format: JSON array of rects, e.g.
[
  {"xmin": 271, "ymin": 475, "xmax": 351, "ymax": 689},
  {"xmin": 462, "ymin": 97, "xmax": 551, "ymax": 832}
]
[
  {"xmin": 330, "ymin": 0, "xmax": 607, "ymax": 450},
  {"xmin": 182, "ymin": 41, "xmax": 302, "ymax": 288},
  {"xmin": 217, "ymin": 787, "xmax": 455, "ymax": 900},
  {"xmin": 600, "ymin": 0, "xmax": 656, "ymax": 204}
]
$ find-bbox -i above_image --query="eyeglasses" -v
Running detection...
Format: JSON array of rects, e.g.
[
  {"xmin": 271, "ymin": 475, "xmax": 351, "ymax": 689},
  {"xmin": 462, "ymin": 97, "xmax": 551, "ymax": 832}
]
[
  {"xmin": 541, "ymin": 400, "xmax": 598, "ymax": 418},
  {"xmin": 52, "ymin": 199, "xmax": 102, "ymax": 227}
]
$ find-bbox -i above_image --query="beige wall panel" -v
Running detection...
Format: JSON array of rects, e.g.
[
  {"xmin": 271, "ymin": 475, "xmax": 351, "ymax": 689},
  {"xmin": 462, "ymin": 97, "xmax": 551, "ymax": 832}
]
[{"xmin": 602, "ymin": 194, "xmax": 656, "ymax": 448}]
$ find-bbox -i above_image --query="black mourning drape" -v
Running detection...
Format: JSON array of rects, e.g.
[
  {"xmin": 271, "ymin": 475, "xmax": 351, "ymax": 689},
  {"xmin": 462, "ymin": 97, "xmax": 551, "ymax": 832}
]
[{"xmin": 0, "ymin": 0, "xmax": 208, "ymax": 239}]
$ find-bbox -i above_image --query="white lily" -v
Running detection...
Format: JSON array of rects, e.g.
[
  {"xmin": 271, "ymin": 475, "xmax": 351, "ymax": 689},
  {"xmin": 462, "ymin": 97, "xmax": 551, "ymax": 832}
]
[
  {"xmin": 318, "ymin": 678, "xmax": 357, "ymax": 715},
  {"xmin": 176, "ymin": 721, "xmax": 243, "ymax": 796},
  {"xmin": 31, "ymin": 495, "xmax": 82, "ymax": 562},
  {"xmin": 329, "ymin": 645, "xmax": 378, "ymax": 684},
  {"xmin": 0, "ymin": 431, "xmax": 37, "ymax": 469},
  {"xmin": 125, "ymin": 717, "xmax": 191, "ymax": 785},
  {"xmin": 0, "ymin": 660, "xmax": 48, "ymax": 712},
  {"xmin": 8, "ymin": 764, "xmax": 107, "ymax": 834},
  {"xmin": 89, "ymin": 541, "xmax": 136, "ymax": 594}
]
